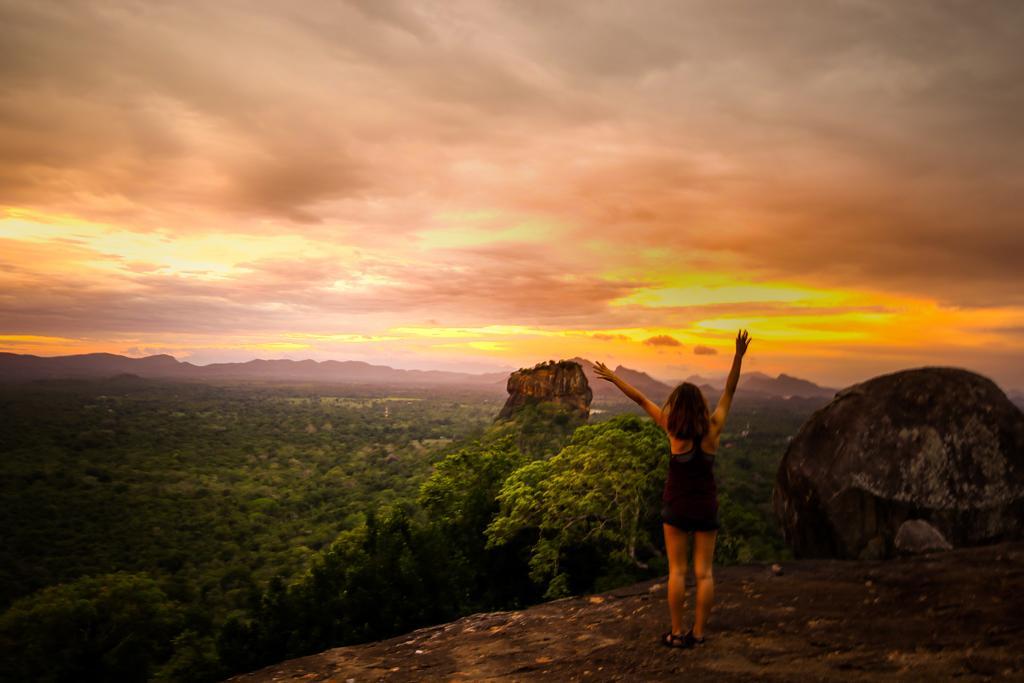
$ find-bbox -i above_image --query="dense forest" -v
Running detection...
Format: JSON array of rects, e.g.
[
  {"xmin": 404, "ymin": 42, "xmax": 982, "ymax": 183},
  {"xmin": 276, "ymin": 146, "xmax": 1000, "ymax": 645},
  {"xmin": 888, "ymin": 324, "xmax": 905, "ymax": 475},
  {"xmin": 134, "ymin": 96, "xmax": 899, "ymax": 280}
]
[{"xmin": 0, "ymin": 376, "xmax": 824, "ymax": 681}]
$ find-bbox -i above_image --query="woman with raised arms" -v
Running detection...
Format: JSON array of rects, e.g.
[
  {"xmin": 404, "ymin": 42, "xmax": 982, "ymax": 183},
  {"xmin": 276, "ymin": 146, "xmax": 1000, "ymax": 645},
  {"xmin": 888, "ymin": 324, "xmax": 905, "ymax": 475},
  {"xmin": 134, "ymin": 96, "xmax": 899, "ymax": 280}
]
[{"xmin": 594, "ymin": 328, "xmax": 752, "ymax": 649}]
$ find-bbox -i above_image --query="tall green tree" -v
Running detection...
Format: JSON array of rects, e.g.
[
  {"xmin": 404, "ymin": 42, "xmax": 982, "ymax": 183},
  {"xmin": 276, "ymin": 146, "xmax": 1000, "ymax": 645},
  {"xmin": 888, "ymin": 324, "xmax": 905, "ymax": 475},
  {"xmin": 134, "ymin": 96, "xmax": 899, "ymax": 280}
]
[
  {"xmin": 0, "ymin": 572, "xmax": 183, "ymax": 683},
  {"xmin": 215, "ymin": 502, "xmax": 461, "ymax": 674},
  {"xmin": 417, "ymin": 430, "xmax": 540, "ymax": 610},
  {"xmin": 484, "ymin": 415, "xmax": 666, "ymax": 598}
]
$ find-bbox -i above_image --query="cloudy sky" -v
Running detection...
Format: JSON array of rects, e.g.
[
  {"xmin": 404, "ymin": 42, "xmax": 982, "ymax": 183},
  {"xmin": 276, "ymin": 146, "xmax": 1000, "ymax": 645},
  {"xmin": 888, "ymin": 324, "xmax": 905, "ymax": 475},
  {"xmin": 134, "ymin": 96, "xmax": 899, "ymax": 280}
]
[{"xmin": 2, "ymin": 0, "xmax": 1022, "ymax": 389}]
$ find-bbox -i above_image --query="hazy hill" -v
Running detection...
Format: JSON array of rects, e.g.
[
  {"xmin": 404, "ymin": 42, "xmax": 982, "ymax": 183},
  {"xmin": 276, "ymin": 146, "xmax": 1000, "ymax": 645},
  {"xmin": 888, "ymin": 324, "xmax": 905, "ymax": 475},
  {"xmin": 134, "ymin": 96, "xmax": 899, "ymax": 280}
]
[
  {"xmin": 568, "ymin": 356, "xmax": 675, "ymax": 404},
  {"xmin": 1, "ymin": 352, "xmax": 840, "ymax": 401},
  {"xmin": 671, "ymin": 370, "xmax": 838, "ymax": 400},
  {"xmin": 740, "ymin": 371, "xmax": 838, "ymax": 399},
  {"xmin": 1010, "ymin": 390, "xmax": 1024, "ymax": 411},
  {"xmin": 567, "ymin": 358, "xmax": 837, "ymax": 404},
  {"xmin": 0, "ymin": 352, "xmax": 508, "ymax": 388}
]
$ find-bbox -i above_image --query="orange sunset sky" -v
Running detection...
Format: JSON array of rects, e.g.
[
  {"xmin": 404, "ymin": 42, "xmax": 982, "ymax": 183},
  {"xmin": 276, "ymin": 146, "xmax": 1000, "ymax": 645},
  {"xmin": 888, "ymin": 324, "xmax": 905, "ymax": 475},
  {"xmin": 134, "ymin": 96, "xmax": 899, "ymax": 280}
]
[{"xmin": 1, "ymin": 1, "xmax": 1022, "ymax": 390}]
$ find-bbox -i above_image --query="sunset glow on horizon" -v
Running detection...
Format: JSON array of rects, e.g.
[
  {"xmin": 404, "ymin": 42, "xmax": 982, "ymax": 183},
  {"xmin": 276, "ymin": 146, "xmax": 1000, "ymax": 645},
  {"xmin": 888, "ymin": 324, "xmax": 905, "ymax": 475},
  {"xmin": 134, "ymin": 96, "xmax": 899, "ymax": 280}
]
[{"xmin": 2, "ymin": 1, "xmax": 1022, "ymax": 390}]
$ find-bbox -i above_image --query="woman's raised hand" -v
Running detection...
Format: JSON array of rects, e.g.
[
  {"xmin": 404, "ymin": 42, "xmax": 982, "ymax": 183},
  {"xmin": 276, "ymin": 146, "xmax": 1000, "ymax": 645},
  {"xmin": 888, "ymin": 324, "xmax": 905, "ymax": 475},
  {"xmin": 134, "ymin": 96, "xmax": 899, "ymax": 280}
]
[
  {"xmin": 736, "ymin": 329, "xmax": 752, "ymax": 357},
  {"xmin": 593, "ymin": 360, "xmax": 618, "ymax": 383}
]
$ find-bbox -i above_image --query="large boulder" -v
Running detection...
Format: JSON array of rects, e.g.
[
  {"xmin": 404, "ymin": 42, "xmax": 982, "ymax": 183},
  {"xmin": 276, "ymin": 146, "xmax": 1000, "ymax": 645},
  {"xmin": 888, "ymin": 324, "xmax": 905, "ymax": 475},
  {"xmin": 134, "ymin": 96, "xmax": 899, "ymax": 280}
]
[
  {"xmin": 772, "ymin": 366, "xmax": 1024, "ymax": 559},
  {"xmin": 496, "ymin": 360, "xmax": 592, "ymax": 422}
]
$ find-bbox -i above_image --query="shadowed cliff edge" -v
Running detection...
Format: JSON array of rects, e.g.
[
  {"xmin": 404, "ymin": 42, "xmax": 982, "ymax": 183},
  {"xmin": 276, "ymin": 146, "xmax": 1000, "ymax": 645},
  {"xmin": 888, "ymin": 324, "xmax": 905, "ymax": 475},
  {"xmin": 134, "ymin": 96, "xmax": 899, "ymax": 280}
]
[{"xmin": 224, "ymin": 541, "xmax": 1024, "ymax": 682}]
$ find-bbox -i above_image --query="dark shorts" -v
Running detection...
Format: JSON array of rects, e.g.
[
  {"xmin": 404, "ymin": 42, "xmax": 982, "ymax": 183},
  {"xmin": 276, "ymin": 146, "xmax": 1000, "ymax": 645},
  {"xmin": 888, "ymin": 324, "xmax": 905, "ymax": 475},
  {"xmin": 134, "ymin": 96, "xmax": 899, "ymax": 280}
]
[{"xmin": 661, "ymin": 503, "xmax": 720, "ymax": 532}]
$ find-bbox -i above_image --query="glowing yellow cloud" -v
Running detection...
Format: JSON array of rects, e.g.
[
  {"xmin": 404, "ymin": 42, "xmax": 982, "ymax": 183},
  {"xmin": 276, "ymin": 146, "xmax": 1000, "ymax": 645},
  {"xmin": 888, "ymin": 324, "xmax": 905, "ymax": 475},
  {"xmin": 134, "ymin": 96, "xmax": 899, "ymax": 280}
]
[
  {"xmin": 240, "ymin": 342, "xmax": 311, "ymax": 351},
  {"xmin": 416, "ymin": 214, "xmax": 563, "ymax": 249},
  {"xmin": 433, "ymin": 340, "xmax": 510, "ymax": 352},
  {"xmin": 0, "ymin": 334, "xmax": 83, "ymax": 346},
  {"xmin": 0, "ymin": 211, "xmax": 357, "ymax": 280},
  {"xmin": 277, "ymin": 332, "xmax": 404, "ymax": 344},
  {"xmin": 608, "ymin": 271, "xmax": 849, "ymax": 308},
  {"xmin": 390, "ymin": 325, "xmax": 560, "ymax": 338}
]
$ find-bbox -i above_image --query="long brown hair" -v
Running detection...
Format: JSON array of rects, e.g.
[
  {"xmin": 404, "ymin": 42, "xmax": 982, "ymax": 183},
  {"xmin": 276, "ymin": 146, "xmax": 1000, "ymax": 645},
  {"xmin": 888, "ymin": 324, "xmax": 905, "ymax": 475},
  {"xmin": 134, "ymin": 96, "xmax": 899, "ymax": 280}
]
[{"xmin": 662, "ymin": 382, "xmax": 710, "ymax": 441}]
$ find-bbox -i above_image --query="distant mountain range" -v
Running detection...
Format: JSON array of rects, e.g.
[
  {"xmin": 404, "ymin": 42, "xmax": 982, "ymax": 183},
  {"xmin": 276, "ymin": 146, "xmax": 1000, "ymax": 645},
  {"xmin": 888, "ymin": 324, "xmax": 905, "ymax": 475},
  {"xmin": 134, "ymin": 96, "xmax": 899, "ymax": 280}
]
[
  {"xmin": 0, "ymin": 351, "xmax": 972, "ymax": 404},
  {"xmin": 570, "ymin": 360, "xmax": 838, "ymax": 403},
  {"xmin": 0, "ymin": 352, "xmax": 510, "ymax": 388},
  {"xmin": 565, "ymin": 356, "xmax": 680, "ymax": 404}
]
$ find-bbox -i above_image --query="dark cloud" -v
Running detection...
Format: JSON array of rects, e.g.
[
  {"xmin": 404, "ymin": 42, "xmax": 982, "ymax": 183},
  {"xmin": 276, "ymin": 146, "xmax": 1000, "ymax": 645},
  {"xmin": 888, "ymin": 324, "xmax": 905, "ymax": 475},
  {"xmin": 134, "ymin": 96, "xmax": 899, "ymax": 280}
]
[
  {"xmin": 644, "ymin": 335, "xmax": 682, "ymax": 347},
  {"xmin": 984, "ymin": 326, "xmax": 1024, "ymax": 336},
  {"xmin": 1, "ymin": 0, "xmax": 1022, "ymax": 307},
  {"xmin": 693, "ymin": 345, "xmax": 717, "ymax": 355}
]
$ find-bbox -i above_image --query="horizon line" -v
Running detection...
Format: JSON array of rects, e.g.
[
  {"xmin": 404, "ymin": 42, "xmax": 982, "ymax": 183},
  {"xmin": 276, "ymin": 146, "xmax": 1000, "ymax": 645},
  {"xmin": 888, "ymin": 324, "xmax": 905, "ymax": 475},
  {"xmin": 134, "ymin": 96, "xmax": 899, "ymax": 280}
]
[{"xmin": 7, "ymin": 349, "xmax": 1022, "ymax": 395}]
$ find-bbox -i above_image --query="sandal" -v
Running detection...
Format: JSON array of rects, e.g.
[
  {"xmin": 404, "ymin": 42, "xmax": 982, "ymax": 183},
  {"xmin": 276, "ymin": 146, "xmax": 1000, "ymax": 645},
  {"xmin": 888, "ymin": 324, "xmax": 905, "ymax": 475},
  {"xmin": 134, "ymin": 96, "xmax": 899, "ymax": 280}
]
[
  {"xmin": 661, "ymin": 630, "xmax": 687, "ymax": 648},
  {"xmin": 682, "ymin": 629, "xmax": 706, "ymax": 647}
]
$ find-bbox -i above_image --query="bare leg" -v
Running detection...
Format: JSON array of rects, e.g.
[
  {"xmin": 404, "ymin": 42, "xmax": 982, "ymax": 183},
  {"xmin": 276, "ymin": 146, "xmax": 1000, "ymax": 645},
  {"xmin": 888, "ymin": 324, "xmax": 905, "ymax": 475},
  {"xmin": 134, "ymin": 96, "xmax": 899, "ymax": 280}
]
[
  {"xmin": 662, "ymin": 523, "xmax": 689, "ymax": 635},
  {"xmin": 692, "ymin": 529, "xmax": 717, "ymax": 638}
]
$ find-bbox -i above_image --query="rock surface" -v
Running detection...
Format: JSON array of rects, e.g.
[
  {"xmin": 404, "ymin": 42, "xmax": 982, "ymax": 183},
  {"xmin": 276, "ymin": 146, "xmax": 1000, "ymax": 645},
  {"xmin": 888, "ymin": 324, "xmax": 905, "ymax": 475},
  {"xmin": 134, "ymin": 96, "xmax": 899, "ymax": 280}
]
[
  {"xmin": 773, "ymin": 366, "xmax": 1024, "ymax": 559},
  {"xmin": 223, "ymin": 541, "xmax": 1024, "ymax": 682},
  {"xmin": 496, "ymin": 360, "xmax": 592, "ymax": 421},
  {"xmin": 894, "ymin": 520, "xmax": 953, "ymax": 555}
]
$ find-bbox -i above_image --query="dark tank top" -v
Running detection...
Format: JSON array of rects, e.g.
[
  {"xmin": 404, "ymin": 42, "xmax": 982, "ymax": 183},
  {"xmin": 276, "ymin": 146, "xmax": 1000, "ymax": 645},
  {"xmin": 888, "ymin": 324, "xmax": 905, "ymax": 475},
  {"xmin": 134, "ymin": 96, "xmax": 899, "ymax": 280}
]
[{"xmin": 662, "ymin": 433, "xmax": 718, "ymax": 517}]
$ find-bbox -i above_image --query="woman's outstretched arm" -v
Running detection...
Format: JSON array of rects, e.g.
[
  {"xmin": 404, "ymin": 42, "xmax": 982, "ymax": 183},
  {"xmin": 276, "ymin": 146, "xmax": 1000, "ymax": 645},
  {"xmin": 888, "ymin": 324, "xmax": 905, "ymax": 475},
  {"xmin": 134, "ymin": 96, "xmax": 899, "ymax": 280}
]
[
  {"xmin": 593, "ymin": 360, "xmax": 666, "ymax": 428},
  {"xmin": 712, "ymin": 329, "xmax": 752, "ymax": 429}
]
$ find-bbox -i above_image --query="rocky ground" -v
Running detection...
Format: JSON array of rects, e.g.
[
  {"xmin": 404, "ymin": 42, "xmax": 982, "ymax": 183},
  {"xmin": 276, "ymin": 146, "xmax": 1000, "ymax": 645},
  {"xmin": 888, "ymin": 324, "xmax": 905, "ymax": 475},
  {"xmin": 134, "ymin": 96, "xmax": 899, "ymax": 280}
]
[{"xmin": 225, "ymin": 541, "xmax": 1024, "ymax": 682}]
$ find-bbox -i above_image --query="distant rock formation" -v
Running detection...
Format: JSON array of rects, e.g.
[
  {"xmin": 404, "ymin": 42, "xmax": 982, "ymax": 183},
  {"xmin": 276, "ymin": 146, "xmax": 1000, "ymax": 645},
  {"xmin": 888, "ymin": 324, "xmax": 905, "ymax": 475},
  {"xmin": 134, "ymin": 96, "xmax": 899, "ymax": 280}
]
[
  {"xmin": 773, "ymin": 366, "xmax": 1024, "ymax": 560},
  {"xmin": 496, "ymin": 360, "xmax": 592, "ymax": 421}
]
